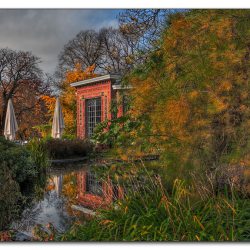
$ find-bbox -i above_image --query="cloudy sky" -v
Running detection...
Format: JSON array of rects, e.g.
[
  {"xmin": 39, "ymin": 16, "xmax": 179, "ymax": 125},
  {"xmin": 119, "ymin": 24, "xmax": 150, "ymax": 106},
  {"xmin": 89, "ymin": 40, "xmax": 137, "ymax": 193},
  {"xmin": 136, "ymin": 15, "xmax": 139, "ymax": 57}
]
[{"xmin": 0, "ymin": 9, "xmax": 120, "ymax": 74}]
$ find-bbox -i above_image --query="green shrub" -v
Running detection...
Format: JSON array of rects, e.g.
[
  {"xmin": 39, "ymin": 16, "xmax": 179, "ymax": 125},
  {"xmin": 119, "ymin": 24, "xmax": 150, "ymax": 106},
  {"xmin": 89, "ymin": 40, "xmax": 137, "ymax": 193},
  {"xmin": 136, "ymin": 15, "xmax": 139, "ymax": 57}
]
[
  {"xmin": 45, "ymin": 138, "xmax": 93, "ymax": 159},
  {"xmin": 0, "ymin": 137, "xmax": 37, "ymax": 183}
]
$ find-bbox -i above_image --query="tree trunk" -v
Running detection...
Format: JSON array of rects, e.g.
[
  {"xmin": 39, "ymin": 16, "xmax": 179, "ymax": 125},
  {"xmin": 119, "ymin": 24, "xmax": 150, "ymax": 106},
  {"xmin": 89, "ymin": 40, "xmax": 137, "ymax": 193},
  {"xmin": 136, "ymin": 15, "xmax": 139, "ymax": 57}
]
[{"xmin": 0, "ymin": 92, "xmax": 8, "ymax": 135}]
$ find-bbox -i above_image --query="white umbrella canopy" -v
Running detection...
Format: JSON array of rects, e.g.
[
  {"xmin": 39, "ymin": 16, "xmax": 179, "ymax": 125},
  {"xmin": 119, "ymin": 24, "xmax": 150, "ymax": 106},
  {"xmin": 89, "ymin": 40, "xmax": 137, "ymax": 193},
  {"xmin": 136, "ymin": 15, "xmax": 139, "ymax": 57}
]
[
  {"xmin": 4, "ymin": 99, "xmax": 18, "ymax": 141},
  {"xmin": 51, "ymin": 97, "xmax": 65, "ymax": 139}
]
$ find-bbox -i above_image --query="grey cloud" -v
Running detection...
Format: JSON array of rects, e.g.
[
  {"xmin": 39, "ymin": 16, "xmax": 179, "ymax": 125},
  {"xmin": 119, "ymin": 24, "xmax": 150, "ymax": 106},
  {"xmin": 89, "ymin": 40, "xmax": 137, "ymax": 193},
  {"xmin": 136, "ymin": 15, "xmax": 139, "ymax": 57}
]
[{"xmin": 0, "ymin": 9, "xmax": 120, "ymax": 74}]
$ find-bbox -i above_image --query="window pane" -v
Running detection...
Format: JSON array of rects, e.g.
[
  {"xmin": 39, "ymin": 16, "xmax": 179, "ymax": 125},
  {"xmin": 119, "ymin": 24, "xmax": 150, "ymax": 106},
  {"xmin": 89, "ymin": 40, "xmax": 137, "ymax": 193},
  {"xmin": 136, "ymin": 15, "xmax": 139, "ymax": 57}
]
[{"xmin": 86, "ymin": 97, "xmax": 102, "ymax": 137}]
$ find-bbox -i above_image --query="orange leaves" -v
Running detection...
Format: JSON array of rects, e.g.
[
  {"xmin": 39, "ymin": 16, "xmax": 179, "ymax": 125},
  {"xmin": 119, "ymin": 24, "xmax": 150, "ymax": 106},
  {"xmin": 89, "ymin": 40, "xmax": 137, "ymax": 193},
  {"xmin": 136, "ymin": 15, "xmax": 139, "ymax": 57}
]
[
  {"xmin": 153, "ymin": 97, "xmax": 190, "ymax": 141},
  {"xmin": 40, "ymin": 95, "xmax": 56, "ymax": 115},
  {"xmin": 0, "ymin": 231, "xmax": 12, "ymax": 241},
  {"xmin": 210, "ymin": 96, "xmax": 228, "ymax": 113},
  {"xmin": 213, "ymin": 17, "xmax": 233, "ymax": 39},
  {"xmin": 218, "ymin": 80, "xmax": 232, "ymax": 92},
  {"xmin": 130, "ymin": 76, "xmax": 158, "ymax": 116},
  {"xmin": 65, "ymin": 63, "xmax": 97, "ymax": 84},
  {"xmin": 62, "ymin": 64, "xmax": 97, "ymax": 134},
  {"xmin": 168, "ymin": 15, "xmax": 190, "ymax": 39},
  {"xmin": 41, "ymin": 64, "xmax": 97, "ymax": 136},
  {"xmin": 188, "ymin": 90, "xmax": 200, "ymax": 100},
  {"xmin": 100, "ymin": 220, "xmax": 113, "ymax": 226},
  {"xmin": 165, "ymin": 97, "xmax": 190, "ymax": 128}
]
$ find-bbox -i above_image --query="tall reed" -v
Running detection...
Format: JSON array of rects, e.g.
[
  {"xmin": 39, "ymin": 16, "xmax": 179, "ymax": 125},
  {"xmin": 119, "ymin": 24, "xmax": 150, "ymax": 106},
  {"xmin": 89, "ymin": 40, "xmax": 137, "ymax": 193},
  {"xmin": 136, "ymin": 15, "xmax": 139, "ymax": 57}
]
[
  {"xmin": 27, "ymin": 138, "xmax": 50, "ymax": 171},
  {"xmin": 60, "ymin": 173, "xmax": 250, "ymax": 241}
]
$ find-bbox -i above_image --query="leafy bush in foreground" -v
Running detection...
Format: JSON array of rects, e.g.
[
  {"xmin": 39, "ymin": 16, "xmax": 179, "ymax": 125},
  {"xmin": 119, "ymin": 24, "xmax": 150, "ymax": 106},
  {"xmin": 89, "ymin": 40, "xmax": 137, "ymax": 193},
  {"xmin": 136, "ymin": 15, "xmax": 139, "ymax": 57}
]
[{"xmin": 0, "ymin": 137, "xmax": 37, "ymax": 183}]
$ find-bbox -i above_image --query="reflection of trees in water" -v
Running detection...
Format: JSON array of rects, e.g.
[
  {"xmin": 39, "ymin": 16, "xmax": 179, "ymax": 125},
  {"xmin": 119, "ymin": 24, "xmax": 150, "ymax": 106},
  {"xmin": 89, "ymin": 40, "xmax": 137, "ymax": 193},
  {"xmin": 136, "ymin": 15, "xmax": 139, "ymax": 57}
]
[
  {"xmin": 11, "ymin": 173, "xmax": 72, "ymax": 236},
  {"xmin": 61, "ymin": 172, "xmax": 79, "ymax": 216},
  {"xmin": 11, "ymin": 165, "xmax": 113, "ymax": 238},
  {"xmin": 4, "ymin": 170, "xmax": 48, "ymax": 232}
]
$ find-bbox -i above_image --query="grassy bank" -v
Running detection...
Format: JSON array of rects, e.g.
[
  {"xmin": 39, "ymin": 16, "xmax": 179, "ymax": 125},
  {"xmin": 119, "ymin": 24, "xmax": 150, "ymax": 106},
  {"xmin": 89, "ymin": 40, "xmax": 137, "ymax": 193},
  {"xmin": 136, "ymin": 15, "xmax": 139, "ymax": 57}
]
[{"xmin": 60, "ymin": 174, "xmax": 250, "ymax": 241}]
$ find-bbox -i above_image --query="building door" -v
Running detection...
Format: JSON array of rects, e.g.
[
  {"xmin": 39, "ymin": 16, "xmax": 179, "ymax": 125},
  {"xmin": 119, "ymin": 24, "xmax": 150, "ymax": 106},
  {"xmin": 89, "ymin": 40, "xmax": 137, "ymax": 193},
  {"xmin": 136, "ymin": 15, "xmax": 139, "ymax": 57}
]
[{"xmin": 86, "ymin": 97, "xmax": 102, "ymax": 137}]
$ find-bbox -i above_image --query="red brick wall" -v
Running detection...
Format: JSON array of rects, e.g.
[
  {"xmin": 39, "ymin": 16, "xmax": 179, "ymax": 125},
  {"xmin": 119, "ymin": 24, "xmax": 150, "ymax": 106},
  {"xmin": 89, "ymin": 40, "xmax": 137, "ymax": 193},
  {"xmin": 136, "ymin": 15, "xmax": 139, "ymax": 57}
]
[
  {"xmin": 75, "ymin": 79, "xmax": 125, "ymax": 139},
  {"xmin": 76, "ymin": 80, "xmax": 112, "ymax": 139}
]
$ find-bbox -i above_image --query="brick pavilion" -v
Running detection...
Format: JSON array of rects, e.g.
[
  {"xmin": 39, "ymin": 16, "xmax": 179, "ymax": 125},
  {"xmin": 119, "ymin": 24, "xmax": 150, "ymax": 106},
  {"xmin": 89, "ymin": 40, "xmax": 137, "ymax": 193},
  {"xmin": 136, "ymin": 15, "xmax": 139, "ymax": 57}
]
[{"xmin": 71, "ymin": 74, "xmax": 129, "ymax": 139}]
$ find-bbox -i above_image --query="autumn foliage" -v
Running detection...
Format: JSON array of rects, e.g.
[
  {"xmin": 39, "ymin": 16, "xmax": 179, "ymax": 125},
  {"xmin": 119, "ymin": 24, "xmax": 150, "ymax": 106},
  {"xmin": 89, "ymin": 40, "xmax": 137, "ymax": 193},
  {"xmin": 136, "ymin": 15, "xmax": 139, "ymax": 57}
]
[
  {"xmin": 119, "ymin": 10, "xmax": 250, "ymax": 178},
  {"xmin": 42, "ymin": 64, "xmax": 97, "ymax": 136}
]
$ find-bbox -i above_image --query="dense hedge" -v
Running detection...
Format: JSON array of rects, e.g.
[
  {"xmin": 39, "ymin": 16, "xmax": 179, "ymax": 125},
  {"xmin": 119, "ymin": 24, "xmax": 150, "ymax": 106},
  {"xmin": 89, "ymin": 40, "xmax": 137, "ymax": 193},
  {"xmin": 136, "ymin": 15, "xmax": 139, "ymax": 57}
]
[{"xmin": 45, "ymin": 138, "xmax": 94, "ymax": 159}]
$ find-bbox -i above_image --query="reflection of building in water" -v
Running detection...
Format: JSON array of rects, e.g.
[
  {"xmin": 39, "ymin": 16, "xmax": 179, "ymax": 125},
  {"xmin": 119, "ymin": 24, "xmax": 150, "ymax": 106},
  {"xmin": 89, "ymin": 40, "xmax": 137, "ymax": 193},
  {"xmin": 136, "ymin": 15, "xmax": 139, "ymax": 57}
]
[
  {"xmin": 77, "ymin": 170, "xmax": 123, "ymax": 209},
  {"xmin": 53, "ymin": 175, "xmax": 63, "ymax": 197}
]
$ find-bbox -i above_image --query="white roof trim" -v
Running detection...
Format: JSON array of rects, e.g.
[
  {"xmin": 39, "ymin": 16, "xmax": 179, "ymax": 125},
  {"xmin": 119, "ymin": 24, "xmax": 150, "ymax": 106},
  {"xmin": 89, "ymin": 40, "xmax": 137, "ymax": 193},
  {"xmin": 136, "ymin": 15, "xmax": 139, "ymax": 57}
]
[{"xmin": 70, "ymin": 74, "xmax": 120, "ymax": 87}]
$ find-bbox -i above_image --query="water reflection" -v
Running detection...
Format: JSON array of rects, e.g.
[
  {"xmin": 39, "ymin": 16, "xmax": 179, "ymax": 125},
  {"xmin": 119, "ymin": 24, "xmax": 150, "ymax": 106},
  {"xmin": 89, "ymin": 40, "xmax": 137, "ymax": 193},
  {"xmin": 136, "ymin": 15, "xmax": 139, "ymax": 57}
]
[
  {"xmin": 11, "ymin": 173, "xmax": 72, "ymax": 238},
  {"xmin": 52, "ymin": 175, "xmax": 63, "ymax": 197},
  {"xmin": 77, "ymin": 170, "xmax": 123, "ymax": 210},
  {"xmin": 11, "ymin": 163, "xmax": 123, "ymax": 240}
]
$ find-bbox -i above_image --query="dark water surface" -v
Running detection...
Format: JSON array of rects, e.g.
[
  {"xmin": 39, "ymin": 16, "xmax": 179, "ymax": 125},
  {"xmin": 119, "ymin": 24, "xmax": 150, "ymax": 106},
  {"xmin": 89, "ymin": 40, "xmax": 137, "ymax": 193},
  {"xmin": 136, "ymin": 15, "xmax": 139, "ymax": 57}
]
[{"xmin": 11, "ymin": 163, "xmax": 89, "ymax": 240}]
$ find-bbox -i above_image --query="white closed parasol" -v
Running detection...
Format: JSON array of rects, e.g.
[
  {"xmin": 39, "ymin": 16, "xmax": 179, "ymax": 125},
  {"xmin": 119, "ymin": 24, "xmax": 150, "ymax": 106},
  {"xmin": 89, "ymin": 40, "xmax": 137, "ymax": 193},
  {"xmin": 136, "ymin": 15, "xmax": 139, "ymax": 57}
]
[
  {"xmin": 4, "ymin": 99, "xmax": 18, "ymax": 141},
  {"xmin": 51, "ymin": 97, "xmax": 65, "ymax": 139}
]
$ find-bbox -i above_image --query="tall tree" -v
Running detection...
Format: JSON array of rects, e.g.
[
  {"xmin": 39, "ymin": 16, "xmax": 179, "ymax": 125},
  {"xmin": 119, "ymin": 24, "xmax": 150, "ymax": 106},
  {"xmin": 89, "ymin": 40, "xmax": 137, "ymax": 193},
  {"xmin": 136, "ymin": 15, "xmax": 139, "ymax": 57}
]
[
  {"xmin": 99, "ymin": 27, "xmax": 134, "ymax": 74},
  {"xmin": 0, "ymin": 48, "xmax": 45, "ymax": 136},
  {"xmin": 127, "ymin": 10, "xmax": 250, "ymax": 172},
  {"xmin": 58, "ymin": 30, "xmax": 103, "ymax": 75},
  {"xmin": 118, "ymin": 10, "xmax": 175, "ymax": 52},
  {"xmin": 57, "ymin": 28, "xmax": 136, "ymax": 78}
]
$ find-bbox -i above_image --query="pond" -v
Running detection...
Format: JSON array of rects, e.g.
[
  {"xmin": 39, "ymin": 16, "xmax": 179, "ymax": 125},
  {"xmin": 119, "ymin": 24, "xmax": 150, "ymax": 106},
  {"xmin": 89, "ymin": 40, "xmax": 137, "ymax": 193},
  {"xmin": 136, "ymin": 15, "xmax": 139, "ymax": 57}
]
[{"xmin": 10, "ymin": 162, "xmax": 119, "ymax": 241}]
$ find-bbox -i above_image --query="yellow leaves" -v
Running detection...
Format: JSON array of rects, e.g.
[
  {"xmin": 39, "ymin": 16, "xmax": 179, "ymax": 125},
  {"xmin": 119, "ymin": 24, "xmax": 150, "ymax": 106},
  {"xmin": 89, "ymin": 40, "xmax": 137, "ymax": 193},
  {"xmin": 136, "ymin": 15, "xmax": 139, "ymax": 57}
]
[
  {"xmin": 125, "ymin": 55, "xmax": 134, "ymax": 65},
  {"xmin": 120, "ymin": 153, "xmax": 128, "ymax": 161},
  {"xmin": 166, "ymin": 61, "xmax": 177, "ymax": 76},
  {"xmin": 201, "ymin": 22, "xmax": 209, "ymax": 30},
  {"xmin": 210, "ymin": 96, "xmax": 227, "ymax": 113},
  {"xmin": 195, "ymin": 235, "xmax": 201, "ymax": 241},
  {"xmin": 192, "ymin": 119, "xmax": 209, "ymax": 129}
]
